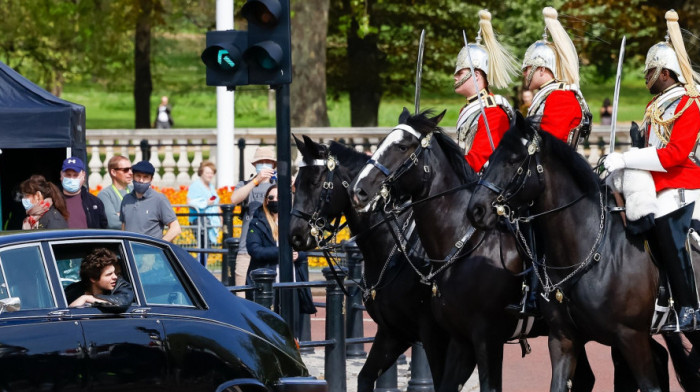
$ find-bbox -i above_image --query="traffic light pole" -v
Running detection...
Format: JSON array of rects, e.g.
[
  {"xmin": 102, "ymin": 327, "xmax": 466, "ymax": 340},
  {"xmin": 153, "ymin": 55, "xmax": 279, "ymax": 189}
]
[{"xmin": 275, "ymin": 83, "xmax": 295, "ymax": 327}]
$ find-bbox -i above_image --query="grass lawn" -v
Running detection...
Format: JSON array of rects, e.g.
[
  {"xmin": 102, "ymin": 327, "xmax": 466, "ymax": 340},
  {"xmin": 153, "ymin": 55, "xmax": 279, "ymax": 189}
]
[{"xmin": 61, "ymin": 33, "xmax": 654, "ymax": 129}]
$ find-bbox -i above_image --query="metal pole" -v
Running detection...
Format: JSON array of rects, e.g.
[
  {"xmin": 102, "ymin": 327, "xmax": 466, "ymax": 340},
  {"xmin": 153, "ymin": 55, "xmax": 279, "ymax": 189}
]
[
  {"xmin": 274, "ymin": 83, "xmax": 294, "ymax": 328},
  {"xmin": 344, "ymin": 241, "xmax": 366, "ymax": 358},
  {"xmin": 251, "ymin": 268, "xmax": 276, "ymax": 310},
  {"xmin": 323, "ymin": 266, "xmax": 347, "ymax": 392},
  {"xmin": 375, "ymin": 363, "xmax": 400, "ymax": 392},
  {"xmin": 298, "ymin": 257, "xmax": 314, "ymax": 354},
  {"xmin": 223, "ymin": 237, "xmax": 239, "ymax": 286},
  {"xmin": 237, "ymin": 137, "xmax": 246, "ymax": 182},
  {"xmin": 407, "ymin": 343, "xmax": 434, "ymax": 392},
  {"xmin": 215, "ymin": 0, "xmax": 235, "ymax": 187},
  {"xmin": 221, "ymin": 204, "xmax": 234, "ymax": 241},
  {"xmin": 139, "ymin": 139, "xmax": 151, "ymax": 162}
]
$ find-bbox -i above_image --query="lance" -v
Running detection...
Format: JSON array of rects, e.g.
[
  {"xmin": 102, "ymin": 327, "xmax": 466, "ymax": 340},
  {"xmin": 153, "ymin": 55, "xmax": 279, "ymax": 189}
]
[
  {"xmin": 609, "ymin": 36, "xmax": 626, "ymax": 152},
  {"xmin": 414, "ymin": 29, "xmax": 426, "ymax": 114},
  {"xmin": 463, "ymin": 30, "xmax": 495, "ymax": 151}
]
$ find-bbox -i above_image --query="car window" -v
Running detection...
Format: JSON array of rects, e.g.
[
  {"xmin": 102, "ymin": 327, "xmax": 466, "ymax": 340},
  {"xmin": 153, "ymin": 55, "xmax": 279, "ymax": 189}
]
[
  {"xmin": 0, "ymin": 246, "xmax": 55, "ymax": 310},
  {"xmin": 132, "ymin": 242, "xmax": 193, "ymax": 306}
]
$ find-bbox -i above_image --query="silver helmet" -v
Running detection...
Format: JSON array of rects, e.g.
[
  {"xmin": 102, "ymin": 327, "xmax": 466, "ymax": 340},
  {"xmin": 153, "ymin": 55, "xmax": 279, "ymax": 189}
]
[
  {"xmin": 522, "ymin": 40, "xmax": 557, "ymax": 79},
  {"xmin": 644, "ymin": 40, "xmax": 686, "ymax": 84},
  {"xmin": 454, "ymin": 43, "xmax": 489, "ymax": 76}
]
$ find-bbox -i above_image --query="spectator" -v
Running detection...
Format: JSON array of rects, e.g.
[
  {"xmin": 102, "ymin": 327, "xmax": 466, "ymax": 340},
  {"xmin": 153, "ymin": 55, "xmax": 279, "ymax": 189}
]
[
  {"xmin": 246, "ymin": 185, "xmax": 316, "ymax": 336},
  {"xmin": 66, "ymin": 248, "xmax": 134, "ymax": 307},
  {"xmin": 154, "ymin": 96, "xmax": 173, "ymax": 129},
  {"xmin": 97, "ymin": 155, "xmax": 133, "ymax": 230},
  {"xmin": 520, "ymin": 89, "xmax": 533, "ymax": 116},
  {"xmin": 60, "ymin": 157, "xmax": 107, "ymax": 229},
  {"xmin": 600, "ymin": 97, "xmax": 613, "ymax": 125},
  {"xmin": 19, "ymin": 174, "xmax": 69, "ymax": 230},
  {"xmin": 187, "ymin": 161, "xmax": 222, "ymax": 265},
  {"xmin": 231, "ymin": 146, "xmax": 276, "ymax": 296},
  {"xmin": 120, "ymin": 161, "xmax": 181, "ymax": 242}
]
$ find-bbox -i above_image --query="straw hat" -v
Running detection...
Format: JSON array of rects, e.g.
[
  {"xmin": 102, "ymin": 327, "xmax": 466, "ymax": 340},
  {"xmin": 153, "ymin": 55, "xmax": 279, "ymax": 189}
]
[{"xmin": 252, "ymin": 146, "xmax": 276, "ymax": 163}]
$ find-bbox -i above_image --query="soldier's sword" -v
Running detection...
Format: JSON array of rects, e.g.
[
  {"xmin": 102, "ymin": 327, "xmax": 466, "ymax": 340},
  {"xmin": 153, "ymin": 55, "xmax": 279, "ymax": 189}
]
[
  {"xmin": 414, "ymin": 29, "xmax": 426, "ymax": 114},
  {"xmin": 463, "ymin": 30, "xmax": 495, "ymax": 151},
  {"xmin": 609, "ymin": 36, "xmax": 626, "ymax": 152}
]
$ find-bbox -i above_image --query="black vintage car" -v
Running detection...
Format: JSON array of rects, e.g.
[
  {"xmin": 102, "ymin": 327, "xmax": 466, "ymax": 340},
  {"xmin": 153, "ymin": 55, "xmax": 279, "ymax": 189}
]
[{"xmin": 0, "ymin": 230, "xmax": 325, "ymax": 392}]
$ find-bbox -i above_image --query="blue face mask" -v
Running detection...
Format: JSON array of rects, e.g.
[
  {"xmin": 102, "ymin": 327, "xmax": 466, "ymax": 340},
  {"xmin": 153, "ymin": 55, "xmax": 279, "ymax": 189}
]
[
  {"xmin": 21, "ymin": 198, "xmax": 34, "ymax": 211},
  {"xmin": 255, "ymin": 163, "xmax": 273, "ymax": 173},
  {"xmin": 132, "ymin": 180, "xmax": 151, "ymax": 194},
  {"xmin": 62, "ymin": 177, "xmax": 81, "ymax": 193}
]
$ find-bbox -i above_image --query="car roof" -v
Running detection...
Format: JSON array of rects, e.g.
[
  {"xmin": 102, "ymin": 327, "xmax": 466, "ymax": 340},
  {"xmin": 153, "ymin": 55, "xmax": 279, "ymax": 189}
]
[{"xmin": 0, "ymin": 229, "xmax": 170, "ymax": 247}]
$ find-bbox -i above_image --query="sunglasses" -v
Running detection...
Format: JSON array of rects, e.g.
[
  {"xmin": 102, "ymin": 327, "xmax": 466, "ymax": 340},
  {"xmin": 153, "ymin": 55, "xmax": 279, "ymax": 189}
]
[{"xmin": 113, "ymin": 167, "xmax": 132, "ymax": 173}]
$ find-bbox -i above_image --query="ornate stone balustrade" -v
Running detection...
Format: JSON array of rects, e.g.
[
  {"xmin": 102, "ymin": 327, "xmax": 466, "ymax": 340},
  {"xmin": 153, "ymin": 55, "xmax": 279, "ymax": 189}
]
[{"xmin": 86, "ymin": 125, "xmax": 629, "ymax": 188}]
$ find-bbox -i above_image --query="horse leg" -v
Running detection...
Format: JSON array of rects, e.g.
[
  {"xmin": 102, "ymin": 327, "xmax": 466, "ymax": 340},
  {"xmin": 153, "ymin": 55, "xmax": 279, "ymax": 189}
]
[
  {"xmin": 357, "ymin": 329, "xmax": 410, "ymax": 392},
  {"xmin": 548, "ymin": 334, "xmax": 582, "ymax": 392},
  {"xmin": 571, "ymin": 347, "xmax": 595, "ymax": 392},
  {"xmin": 665, "ymin": 331, "xmax": 700, "ymax": 391},
  {"xmin": 614, "ymin": 330, "xmax": 662, "ymax": 392},
  {"xmin": 435, "ymin": 339, "xmax": 477, "ymax": 392},
  {"xmin": 473, "ymin": 331, "xmax": 505, "ymax": 392},
  {"xmin": 611, "ymin": 338, "xmax": 668, "ymax": 392}
]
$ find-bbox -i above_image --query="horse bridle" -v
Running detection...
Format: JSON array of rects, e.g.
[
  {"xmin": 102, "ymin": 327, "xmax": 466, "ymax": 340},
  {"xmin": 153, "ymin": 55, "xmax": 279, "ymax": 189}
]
[
  {"xmin": 292, "ymin": 155, "xmax": 348, "ymax": 246},
  {"xmin": 365, "ymin": 124, "xmax": 434, "ymax": 206},
  {"xmin": 476, "ymin": 131, "xmax": 546, "ymax": 221}
]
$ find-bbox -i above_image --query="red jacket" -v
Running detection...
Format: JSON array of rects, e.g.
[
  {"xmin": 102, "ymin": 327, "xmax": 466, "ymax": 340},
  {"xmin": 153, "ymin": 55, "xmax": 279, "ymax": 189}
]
[
  {"xmin": 539, "ymin": 90, "xmax": 582, "ymax": 144},
  {"xmin": 647, "ymin": 95, "xmax": 700, "ymax": 192},
  {"xmin": 464, "ymin": 106, "xmax": 510, "ymax": 172}
]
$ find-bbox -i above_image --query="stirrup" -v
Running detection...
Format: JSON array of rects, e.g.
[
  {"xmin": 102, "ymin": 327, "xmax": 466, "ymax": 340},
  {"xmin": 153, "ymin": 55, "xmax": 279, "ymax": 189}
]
[{"xmin": 661, "ymin": 307, "xmax": 697, "ymax": 333}]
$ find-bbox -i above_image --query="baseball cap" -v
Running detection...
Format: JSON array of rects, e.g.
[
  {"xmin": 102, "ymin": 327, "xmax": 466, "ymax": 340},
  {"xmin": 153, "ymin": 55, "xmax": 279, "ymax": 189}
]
[
  {"xmin": 62, "ymin": 157, "xmax": 85, "ymax": 172},
  {"xmin": 252, "ymin": 146, "xmax": 276, "ymax": 163},
  {"xmin": 132, "ymin": 160, "xmax": 155, "ymax": 175}
]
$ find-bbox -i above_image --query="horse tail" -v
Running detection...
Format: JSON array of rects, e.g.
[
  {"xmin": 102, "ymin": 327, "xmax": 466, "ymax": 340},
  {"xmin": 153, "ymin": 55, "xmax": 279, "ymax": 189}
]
[{"xmin": 663, "ymin": 333, "xmax": 700, "ymax": 391}]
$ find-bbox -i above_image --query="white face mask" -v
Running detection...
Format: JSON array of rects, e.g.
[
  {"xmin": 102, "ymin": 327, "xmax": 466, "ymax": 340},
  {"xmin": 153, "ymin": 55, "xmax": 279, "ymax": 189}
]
[
  {"xmin": 255, "ymin": 163, "xmax": 273, "ymax": 173},
  {"xmin": 21, "ymin": 198, "xmax": 34, "ymax": 211},
  {"xmin": 62, "ymin": 177, "xmax": 81, "ymax": 193}
]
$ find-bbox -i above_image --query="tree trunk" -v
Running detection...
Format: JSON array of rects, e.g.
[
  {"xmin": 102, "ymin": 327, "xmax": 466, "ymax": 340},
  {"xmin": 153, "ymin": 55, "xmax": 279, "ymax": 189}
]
[
  {"xmin": 347, "ymin": 12, "xmax": 382, "ymax": 126},
  {"xmin": 290, "ymin": 0, "xmax": 330, "ymax": 127},
  {"xmin": 134, "ymin": 0, "xmax": 154, "ymax": 129}
]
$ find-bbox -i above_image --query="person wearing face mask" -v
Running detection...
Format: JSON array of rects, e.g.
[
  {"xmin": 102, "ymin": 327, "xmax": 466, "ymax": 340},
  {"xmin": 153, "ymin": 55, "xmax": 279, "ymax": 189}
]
[
  {"xmin": 120, "ymin": 161, "xmax": 182, "ymax": 242},
  {"xmin": 60, "ymin": 157, "xmax": 108, "ymax": 229},
  {"xmin": 246, "ymin": 185, "xmax": 316, "ymax": 332},
  {"xmin": 19, "ymin": 174, "xmax": 69, "ymax": 230},
  {"xmin": 231, "ymin": 146, "xmax": 277, "ymax": 296}
]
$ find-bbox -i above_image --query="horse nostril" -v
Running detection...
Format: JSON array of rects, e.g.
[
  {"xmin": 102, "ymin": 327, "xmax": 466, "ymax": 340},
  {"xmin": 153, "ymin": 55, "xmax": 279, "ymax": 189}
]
[
  {"xmin": 356, "ymin": 188, "xmax": 368, "ymax": 202},
  {"xmin": 471, "ymin": 205, "xmax": 484, "ymax": 223}
]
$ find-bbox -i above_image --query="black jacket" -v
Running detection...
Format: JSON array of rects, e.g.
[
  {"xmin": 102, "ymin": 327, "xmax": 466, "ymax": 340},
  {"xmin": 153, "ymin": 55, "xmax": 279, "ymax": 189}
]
[
  {"xmin": 38, "ymin": 206, "xmax": 68, "ymax": 229},
  {"xmin": 65, "ymin": 276, "xmax": 135, "ymax": 306},
  {"xmin": 63, "ymin": 187, "xmax": 108, "ymax": 229}
]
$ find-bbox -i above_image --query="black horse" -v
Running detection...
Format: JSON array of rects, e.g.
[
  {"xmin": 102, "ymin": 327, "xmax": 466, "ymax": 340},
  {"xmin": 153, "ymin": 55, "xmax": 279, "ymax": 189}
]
[
  {"xmin": 289, "ymin": 135, "xmax": 471, "ymax": 391},
  {"xmin": 467, "ymin": 113, "xmax": 700, "ymax": 391},
  {"xmin": 349, "ymin": 109, "xmax": 619, "ymax": 392}
]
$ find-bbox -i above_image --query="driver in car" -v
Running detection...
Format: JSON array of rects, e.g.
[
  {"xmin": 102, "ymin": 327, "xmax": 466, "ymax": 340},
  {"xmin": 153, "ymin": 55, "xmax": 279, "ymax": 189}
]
[{"xmin": 67, "ymin": 248, "xmax": 134, "ymax": 307}]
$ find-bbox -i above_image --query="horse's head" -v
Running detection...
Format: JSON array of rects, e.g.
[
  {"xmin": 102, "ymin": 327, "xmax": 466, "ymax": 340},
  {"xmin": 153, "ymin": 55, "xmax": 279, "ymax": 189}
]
[
  {"xmin": 467, "ymin": 112, "xmax": 546, "ymax": 229},
  {"xmin": 350, "ymin": 107, "xmax": 446, "ymax": 212},
  {"xmin": 290, "ymin": 135, "xmax": 362, "ymax": 250}
]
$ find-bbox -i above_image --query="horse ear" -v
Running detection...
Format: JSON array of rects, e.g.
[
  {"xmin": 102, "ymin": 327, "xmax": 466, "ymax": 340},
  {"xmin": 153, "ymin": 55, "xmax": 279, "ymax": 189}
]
[
  {"xmin": 302, "ymin": 135, "xmax": 322, "ymax": 157},
  {"xmin": 399, "ymin": 107, "xmax": 411, "ymax": 124},
  {"xmin": 429, "ymin": 110, "xmax": 447, "ymax": 126},
  {"xmin": 293, "ymin": 134, "xmax": 305, "ymax": 151}
]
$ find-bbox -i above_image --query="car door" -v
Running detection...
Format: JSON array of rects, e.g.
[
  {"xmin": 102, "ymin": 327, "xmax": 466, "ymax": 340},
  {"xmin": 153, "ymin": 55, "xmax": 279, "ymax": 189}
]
[
  {"xmin": 49, "ymin": 240, "xmax": 169, "ymax": 391},
  {"xmin": 0, "ymin": 243, "xmax": 85, "ymax": 391}
]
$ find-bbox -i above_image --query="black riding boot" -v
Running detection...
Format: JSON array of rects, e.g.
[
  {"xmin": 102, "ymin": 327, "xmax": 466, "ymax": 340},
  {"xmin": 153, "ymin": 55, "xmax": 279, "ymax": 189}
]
[
  {"xmin": 649, "ymin": 202, "xmax": 699, "ymax": 333},
  {"xmin": 506, "ymin": 267, "xmax": 540, "ymax": 317}
]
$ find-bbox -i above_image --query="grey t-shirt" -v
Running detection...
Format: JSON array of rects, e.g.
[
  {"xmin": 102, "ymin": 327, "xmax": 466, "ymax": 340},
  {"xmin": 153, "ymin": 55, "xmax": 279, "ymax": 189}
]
[
  {"xmin": 236, "ymin": 179, "xmax": 273, "ymax": 254},
  {"xmin": 120, "ymin": 187, "xmax": 177, "ymax": 239},
  {"xmin": 98, "ymin": 185, "xmax": 130, "ymax": 230}
]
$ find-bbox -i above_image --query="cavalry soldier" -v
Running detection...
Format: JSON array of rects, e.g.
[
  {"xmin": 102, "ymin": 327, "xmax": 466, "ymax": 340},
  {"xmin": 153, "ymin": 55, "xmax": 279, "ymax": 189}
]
[
  {"xmin": 454, "ymin": 9, "xmax": 518, "ymax": 172},
  {"xmin": 605, "ymin": 10, "xmax": 700, "ymax": 332},
  {"xmin": 522, "ymin": 7, "xmax": 592, "ymax": 149}
]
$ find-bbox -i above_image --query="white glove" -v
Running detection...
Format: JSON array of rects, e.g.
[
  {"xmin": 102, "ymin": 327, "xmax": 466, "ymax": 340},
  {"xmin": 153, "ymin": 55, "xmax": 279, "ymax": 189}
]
[
  {"xmin": 621, "ymin": 147, "xmax": 667, "ymax": 172},
  {"xmin": 604, "ymin": 152, "xmax": 626, "ymax": 172}
]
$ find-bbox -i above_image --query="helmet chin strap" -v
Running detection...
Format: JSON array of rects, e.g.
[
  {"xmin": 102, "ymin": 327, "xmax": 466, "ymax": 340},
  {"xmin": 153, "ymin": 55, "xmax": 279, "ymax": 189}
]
[
  {"xmin": 525, "ymin": 66, "xmax": 538, "ymax": 90},
  {"xmin": 454, "ymin": 70, "xmax": 473, "ymax": 90},
  {"xmin": 646, "ymin": 66, "xmax": 662, "ymax": 90}
]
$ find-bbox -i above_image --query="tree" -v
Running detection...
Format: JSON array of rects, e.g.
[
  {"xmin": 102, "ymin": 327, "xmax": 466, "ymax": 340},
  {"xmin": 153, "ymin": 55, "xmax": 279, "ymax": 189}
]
[{"xmin": 290, "ymin": 0, "xmax": 331, "ymax": 127}]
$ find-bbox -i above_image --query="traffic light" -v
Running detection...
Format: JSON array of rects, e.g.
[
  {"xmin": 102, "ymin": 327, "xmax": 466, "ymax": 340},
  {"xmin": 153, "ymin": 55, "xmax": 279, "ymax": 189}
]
[
  {"xmin": 201, "ymin": 30, "xmax": 248, "ymax": 88},
  {"xmin": 241, "ymin": 0, "xmax": 292, "ymax": 86}
]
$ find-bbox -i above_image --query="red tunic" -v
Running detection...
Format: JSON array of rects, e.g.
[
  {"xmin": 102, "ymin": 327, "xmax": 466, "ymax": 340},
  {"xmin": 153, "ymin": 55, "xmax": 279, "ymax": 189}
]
[
  {"xmin": 647, "ymin": 95, "xmax": 700, "ymax": 192},
  {"xmin": 464, "ymin": 106, "xmax": 510, "ymax": 172},
  {"xmin": 539, "ymin": 90, "xmax": 582, "ymax": 144}
]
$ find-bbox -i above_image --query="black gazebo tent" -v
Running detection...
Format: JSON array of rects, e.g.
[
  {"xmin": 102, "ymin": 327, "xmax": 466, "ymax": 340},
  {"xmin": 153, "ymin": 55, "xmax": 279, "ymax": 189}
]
[{"xmin": 0, "ymin": 60, "xmax": 87, "ymax": 230}]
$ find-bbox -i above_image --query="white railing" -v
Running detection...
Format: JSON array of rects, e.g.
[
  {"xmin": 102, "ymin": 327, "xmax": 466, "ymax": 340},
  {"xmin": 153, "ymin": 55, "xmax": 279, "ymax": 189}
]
[{"xmin": 86, "ymin": 125, "xmax": 630, "ymax": 188}]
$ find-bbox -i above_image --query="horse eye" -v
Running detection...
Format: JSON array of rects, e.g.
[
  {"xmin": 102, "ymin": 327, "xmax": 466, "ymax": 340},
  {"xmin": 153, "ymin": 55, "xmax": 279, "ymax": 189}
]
[{"xmin": 397, "ymin": 145, "xmax": 409, "ymax": 153}]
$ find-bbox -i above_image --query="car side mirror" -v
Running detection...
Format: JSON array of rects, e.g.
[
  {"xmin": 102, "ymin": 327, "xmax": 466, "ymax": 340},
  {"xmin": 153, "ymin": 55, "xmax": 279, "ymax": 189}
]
[{"xmin": 0, "ymin": 297, "xmax": 21, "ymax": 314}]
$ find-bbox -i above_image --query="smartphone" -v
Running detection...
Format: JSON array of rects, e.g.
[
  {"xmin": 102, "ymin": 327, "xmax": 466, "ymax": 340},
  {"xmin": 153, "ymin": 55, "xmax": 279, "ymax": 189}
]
[{"xmin": 210, "ymin": 195, "xmax": 216, "ymax": 201}]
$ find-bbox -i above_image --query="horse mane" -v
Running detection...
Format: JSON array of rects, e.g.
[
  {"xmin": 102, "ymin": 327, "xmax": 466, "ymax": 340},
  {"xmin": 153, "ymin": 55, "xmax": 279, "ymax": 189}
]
[
  {"xmin": 503, "ymin": 116, "xmax": 600, "ymax": 193},
  {"xmin": 328, "ymin": 141, "xmax": 368, "ymax": 174},
  {"xmin": 405, "ymin": 110, "xmax": 477, "ymax": 184}
]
